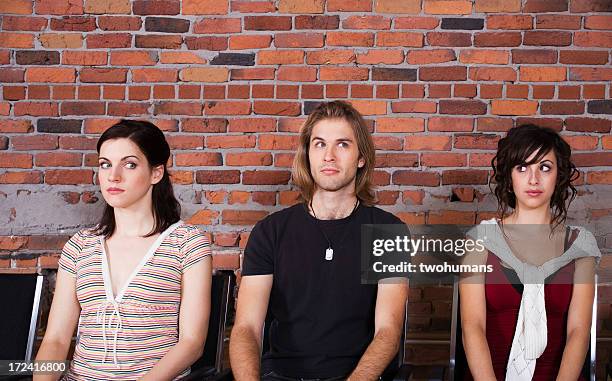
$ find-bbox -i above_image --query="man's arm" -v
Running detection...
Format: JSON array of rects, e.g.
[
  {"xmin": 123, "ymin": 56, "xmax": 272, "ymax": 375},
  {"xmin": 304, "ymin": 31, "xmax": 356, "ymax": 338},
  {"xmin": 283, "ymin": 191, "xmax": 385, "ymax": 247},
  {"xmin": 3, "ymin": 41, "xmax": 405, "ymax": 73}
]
[
  {"xmin": 229, "ymin": 274, "xmax": 273, "ymax": 381},
  {"xmin": 349, "ymin": 280, "xmax": 408, "ymax": 380}
]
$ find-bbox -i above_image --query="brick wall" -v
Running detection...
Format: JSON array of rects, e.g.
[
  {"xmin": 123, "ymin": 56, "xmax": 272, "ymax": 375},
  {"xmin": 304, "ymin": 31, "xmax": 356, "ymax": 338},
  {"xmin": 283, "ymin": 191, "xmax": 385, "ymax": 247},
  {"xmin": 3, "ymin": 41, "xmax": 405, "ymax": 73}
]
[{"xmin": 1, "ymin": 0, "xmax": 611, "ymax": 377}]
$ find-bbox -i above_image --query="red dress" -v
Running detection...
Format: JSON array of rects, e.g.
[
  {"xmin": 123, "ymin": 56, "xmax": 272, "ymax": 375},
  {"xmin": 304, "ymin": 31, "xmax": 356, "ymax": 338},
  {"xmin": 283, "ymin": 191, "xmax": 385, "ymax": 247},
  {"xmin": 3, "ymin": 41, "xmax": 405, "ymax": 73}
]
[{"xmin": 465, "ymin": 253, "xmax": 587, "ymax": 380}]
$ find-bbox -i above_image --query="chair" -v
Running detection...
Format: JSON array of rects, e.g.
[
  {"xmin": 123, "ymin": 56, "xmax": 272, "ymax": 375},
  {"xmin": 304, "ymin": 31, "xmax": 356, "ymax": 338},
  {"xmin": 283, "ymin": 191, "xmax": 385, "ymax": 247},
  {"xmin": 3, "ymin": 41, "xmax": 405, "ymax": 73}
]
[
  {"xmin": 183, "ymin": 270, "xmax": 235, "ymax": 381},
  {"xmin": 0, "ymin": 271, "xmax": 44, "ymax": 362},
  {"xmin": 449, "ymin": 276, "xmax": 598, "ymax": 381}
]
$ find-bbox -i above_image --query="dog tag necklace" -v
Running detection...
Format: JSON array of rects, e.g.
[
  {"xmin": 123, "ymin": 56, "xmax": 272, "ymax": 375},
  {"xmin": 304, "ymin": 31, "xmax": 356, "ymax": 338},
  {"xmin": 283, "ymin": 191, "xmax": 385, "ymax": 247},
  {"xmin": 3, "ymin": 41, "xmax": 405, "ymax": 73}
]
[{"xmin": 309, "ymin": 199, "xmax": 359, "ymax": 261}]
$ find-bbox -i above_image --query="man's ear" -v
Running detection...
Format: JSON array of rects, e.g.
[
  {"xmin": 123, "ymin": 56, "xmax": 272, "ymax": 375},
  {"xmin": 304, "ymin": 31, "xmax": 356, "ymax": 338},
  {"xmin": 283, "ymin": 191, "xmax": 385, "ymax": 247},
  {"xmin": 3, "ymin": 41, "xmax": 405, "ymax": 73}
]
[
  {"xmin": 151, "ymin": 165, "xmax": 164, "ymax": 185},
  {"xmin": 358, "ymin": 156, "xmax": 365, "ymax": 168}
]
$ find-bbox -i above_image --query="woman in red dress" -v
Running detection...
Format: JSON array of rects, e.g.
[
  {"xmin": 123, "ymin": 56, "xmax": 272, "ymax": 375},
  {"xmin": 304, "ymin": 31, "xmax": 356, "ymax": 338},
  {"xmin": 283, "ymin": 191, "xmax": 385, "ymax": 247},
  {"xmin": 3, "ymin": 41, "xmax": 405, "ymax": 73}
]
[{"xmin": 460, "ymin": 124, "xmax": 599, "ymax": 381}]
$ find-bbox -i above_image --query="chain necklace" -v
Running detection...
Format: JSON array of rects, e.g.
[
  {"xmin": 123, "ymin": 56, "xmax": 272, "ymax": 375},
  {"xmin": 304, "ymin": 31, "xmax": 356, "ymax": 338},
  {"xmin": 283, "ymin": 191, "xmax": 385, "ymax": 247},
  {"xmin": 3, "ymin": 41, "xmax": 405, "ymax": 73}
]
[{"xmin": 309, "ymin": 198, "xmax": 360, "ymax": 261}]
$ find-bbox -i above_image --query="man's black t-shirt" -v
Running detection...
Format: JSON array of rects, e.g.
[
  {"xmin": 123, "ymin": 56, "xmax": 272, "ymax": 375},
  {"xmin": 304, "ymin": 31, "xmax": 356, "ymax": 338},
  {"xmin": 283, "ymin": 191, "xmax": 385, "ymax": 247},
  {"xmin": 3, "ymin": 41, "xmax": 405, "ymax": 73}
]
[{"xmin": 242, "ymin": 202, "xmax": 405, "ymax": 378}]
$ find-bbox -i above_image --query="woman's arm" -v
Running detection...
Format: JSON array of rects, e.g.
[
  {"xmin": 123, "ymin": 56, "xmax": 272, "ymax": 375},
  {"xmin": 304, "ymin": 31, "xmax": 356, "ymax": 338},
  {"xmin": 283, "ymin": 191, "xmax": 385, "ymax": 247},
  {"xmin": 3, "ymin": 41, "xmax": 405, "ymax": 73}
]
[
  {"xmin": 556, "ymin": 257, "xmax": 596, "ymax": 381},
  {"xmin": 33, "ymin": 269, "xmax": 81, "ymax": 381},
  {"xmin": 459, "ymin": 245, "xmax": 496, "ymax": 381},
  {"xmin": 140, "ymin": 255, "xmax": 212, "ymax": 381}
]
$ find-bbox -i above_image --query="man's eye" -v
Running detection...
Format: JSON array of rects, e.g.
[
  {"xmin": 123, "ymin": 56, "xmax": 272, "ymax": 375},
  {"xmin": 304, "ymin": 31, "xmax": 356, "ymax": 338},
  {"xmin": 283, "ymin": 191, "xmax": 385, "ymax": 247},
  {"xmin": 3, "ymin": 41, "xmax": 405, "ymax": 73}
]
[
  {"xmin": 99, "ymin": 162, "xmax": 111, "ymax": 169},
  {"xmin": 125, "ymin": 162, "xmax": 137, "ymax": 169},
  {"xmin": 314, "ymin": 141, "xmax": 325, "ymax": 148},
  {"xmin": 338, "ymin": 142, "xmax": 348, "ymax": 148}
]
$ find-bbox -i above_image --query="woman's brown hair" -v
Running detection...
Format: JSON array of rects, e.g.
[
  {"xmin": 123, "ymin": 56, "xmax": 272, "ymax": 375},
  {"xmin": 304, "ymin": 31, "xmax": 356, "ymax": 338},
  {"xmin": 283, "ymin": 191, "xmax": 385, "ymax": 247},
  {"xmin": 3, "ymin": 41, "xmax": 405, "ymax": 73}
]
[
  {"xmin": 292, "ymin": 101, "xmax": 376, "ymax": 205},
  {"xmin": 491, "ymin": 124, "xmax": 579, "ymax": 230}
]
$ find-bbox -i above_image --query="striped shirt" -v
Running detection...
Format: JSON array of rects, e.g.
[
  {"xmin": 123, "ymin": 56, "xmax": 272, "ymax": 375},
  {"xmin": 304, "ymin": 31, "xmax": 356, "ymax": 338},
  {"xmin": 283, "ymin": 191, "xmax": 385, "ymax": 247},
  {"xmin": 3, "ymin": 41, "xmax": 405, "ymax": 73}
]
[{"xmin": 58, "ymin": 221, "xmax": 211, "ymax": 380}]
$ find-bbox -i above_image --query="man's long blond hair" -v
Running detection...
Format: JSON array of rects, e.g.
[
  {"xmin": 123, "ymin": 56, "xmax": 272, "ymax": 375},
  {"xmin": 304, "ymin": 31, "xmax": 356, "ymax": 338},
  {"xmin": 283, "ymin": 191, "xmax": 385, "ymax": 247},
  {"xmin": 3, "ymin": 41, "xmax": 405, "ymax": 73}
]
[{"xmin": 291, "ymin": 101, "xmax": 376, "ymax": 205}]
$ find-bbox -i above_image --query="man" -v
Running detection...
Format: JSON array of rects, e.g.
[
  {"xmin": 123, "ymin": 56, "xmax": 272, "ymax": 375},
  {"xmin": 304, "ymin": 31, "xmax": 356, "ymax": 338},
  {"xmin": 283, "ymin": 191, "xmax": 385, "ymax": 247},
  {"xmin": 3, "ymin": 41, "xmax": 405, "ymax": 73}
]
[{"xmin": 229, "ymin": 101, "xmax": 409, "ymax": 380}]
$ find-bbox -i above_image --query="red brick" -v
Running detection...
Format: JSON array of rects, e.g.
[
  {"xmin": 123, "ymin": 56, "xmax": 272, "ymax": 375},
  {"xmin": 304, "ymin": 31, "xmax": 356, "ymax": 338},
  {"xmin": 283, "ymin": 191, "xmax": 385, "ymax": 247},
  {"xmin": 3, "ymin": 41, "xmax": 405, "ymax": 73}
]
[
  {"xmin": 244, "ymin": 16, "xmax": 291, "ymax": 30},
  {"xmin": 356, "ymin": 50, "xmax": 404, "ymax": 65},
  {"xmin": 571, "ymin": 0, "xmax": 612, "ymax": 12},
  {"xmin": 524, "ymin": 31, "xmax": 572, "ymax": 46},
  {"xmin": 582, "ymin": 84, "xmax": 606, "ymax": 99},
  {"xmin": 243, "ymin": 170, "xmax": 291, "ymax": 185},
  {"xmin": 187, "ymin": 209, "xmax": 219, "ymax": 225},
  {"xmin": 98, "ymin": 16, "xmax": 142, "ymax": 30},
  {"xmin": 420, "ymin": 66, "xmax": 466, "ymax": 81},
  {"xmin": 230, "ymin": 68, "xmax": 274, "ymax": 80},
  {"xmin": 558, "ymin": 85, "xmax": 580, "ymax": 99},
  {"xmin": 257, "ymin": 50, "xmax": 303, "ymax": 65},
  {"xmin": 45, "ymin": 169, "xmax": 93, "ymax": 184},
  {"xmin": 373, "ymin": 136, "xmax": 402, "ymax": 151},
  {"xmin": 50, "ymin": 16, "xmax": 96, "ymax": 31},
  {"xmin": 320, "ymin": 67, "xmax": 368, "ymax": 81},
  {"xmin": 351, "ymin": 84, "xmax": 373, "ymax": 98},
  {"xmin": 132, "ymin": 68, "xmax": 177, "ymax": 82},
  {"xmin": 506, "ymin": 84, "xmax": 529, "ymax": 98},
  {"xmin": 391, "ymin": 101, "xmax": 436, "ymax": 113},
  {"xmin": 0, "ymin": 33, "xmax": 35, "ymax": 48},
  {"xmin": 153, "ymin": 102, "xmax": 200, "ymax": 116},
  {"xmin": 306, "ymin": 50, "xmax": 355, "ymax": 65},
  {"xmin": 428, "ymin": 84, "xmax": 452, "ymax": 98},
  {"xmin": 59, "ymin": 135, "xmax": 97, "ymax": 150},
  {"xmin": 516, "ymin": 117, "xmax": 563, "ymax": 130},
  {"xmin": 343, "ymin": 16, "xmax": 391, "ymax": 30},
  {"xmin": 274, "ymin": 33, "xmax": 325, "ymax": 48},
  {"xmin": 585, "ymin": 15, "xmax": 612, "ymax": 30},
  {"xmin": 395, "ymin": 17, "xmax": 439, "ymax": 29},
  {"xmin": 182, "ymin": 0, "xmax": 227, "ymax": 14},
  {"xmin": 328, "ymin": 0, "xmax": 371, "ymax": 11},
  {"xmin": 34, "ymin": 152, "xmax": 81, "ymax": 167},
  {"xmin": 253, "ymin": 101, "xmax": 300, "ymax": 116},
  {"xmin": 426, "ymin": 32, "xmax": 471, "ymax": 47},
  {"xmin": 405, "ymin": 136, "xmax": 451, "ymax": 151},
  {"xmin": 405, "ymin": 49, "xmax": 456, "ymax": 65},
  {"xmin": 0, "ymin": 120, "xmax": 33, "ymax": 133},
  {"xmin": 475, "ymin": 0, "xmax": 521, "ymax": 12},
  {"xmin": 536, "ymin": 15, "xmax": 581, "ymax": 30},
  {"xmin": 454, "ymin": 84, "xmax": 477, "ymax": 98},
  {"xmin": 348, "ymin": 100, "xmax": 387, "ymax": 115},
  {"xmin": 428, "ymin": 210, "xmax": 475, "ymax": 224},
  {"xmin": 278, "ymin": 0, "xmax": 324, "ymax": 13},
  {"xmin": 277, "ymin": 67, "xmax": 317, "ymax": 82},
  {"xmin": 573, "ymin": 153, "xmax": 612, "ymax": 167},
  {"xmin": 204, "ymin": 101, "xmax": 251, "ymax": 115},
  {"xmin": 174, "ymin": 152, "xmax": 222, "ymax": 166},
  {"xmin": 470, "ymin": 67, "xmax": 516, "ymax": 82},
  {"xmin": 439, "ymin": 100, "xmax": 487, "ymax": 115},
  {"xmin": 475, "ymin": 32, "xmax": 522, "ymax": 47},
  {"xmin": 0, "ymin": 153, "xmax": 33, "ymax": 168},
  {"xmin": 442, "ymin": 169, "xmax": 488, "ymax": 185},
  {"xmin": 565, "ymin": 117, "xmax": 610, "ymax": 133},
  {"xmin": 487, "ymin": 15, "xmax": 533, "ymax": 29},
  {"xmin": 374, "ymin": 0, "xmax": 420, "ymax": 13},
  {"xmin": 294, "ymin": 15, "xmax": 339, "ymax": 29},
  {"xmin": 181, "ymin": 118, "xmax": 227, "ymax": 133},
  {"xmin": 376, "ymin": 118, "xmax": 424, "ymax": 133},
  {"xmin": 35, "ymin": 0, "xmax": 84, "ymax": 15},
  {"xmin": 327, "ymin": 32, "xmax": 374, "ymax": 47},
  {"xmin": 160, "ymin": 52, "xmax": 206, "ymax": 64},
  {"xmin": 377, "ymin": 32, "xmax": 423, "ymax": 47},
  {"xmin": 228, "ymin": 118, "xmax": 275, "ymax": 132},
  {"xmin": 392, "ymin": 171, "xmax": 440, "ymax": 186},
  {"xmin": 540, "ymin": 101, "xmax": 584, "ymax": 115},
  {"xmin": 231, "ymin": 1, "xmax": 275, "ymax": 13},
  {"xmin": 492, "ymin": 100, "xmax": 538, "ymax": 115},
  {"xmin": 0, "ymin": 0, "xmax": 33, "ymax": 14},
  {"xmin": 226, "ymin": 152, "xmax": 272, "ymax": 166},
  {"xmin": 587, "ymin": 171, "xmax": 612, "ymax": 185},
  {"xmin": 524, "ymin": 0, "xmax": 569, "ymax": 12},
  {"xmin": 184, "ymin": 36, "xmax": 227, "ymax": 50},
  {"xmin": 0, "ymin": 171, "xmax": 42, "ymax": 184},
  {"xmin": 375, "ymin": 153, "xmax": 418, "ymax": 168},
  {"xmin": 194, "ymin": 18, "xmax": 241, "ymax": 33},
  {"xmin": 2, "ymin": 16, "xmax": 47, "ymax": 31},
  {"xmin": 63, "ymin": 51, "xmax": 107, "ymax": 65},
  {"xmin": 454, "ymin": 134, "xmax": 499, "ymax": 149},
  {"xmin": 520, "ymin": 67, "xmax": 566, "ymax": 82},
  {"xmin": 574, "ymin": 32, "xmax": 612, "ymax": 48},
  {"xmin": 421, "ymin": 153, "xmax": 467, "ymax": 167},
  {"xmin": 222, "ymin": 210, "xmax": 268, "ymax": 225},
  {"xmin": 3, "ymin": 86, "xmax": 26, "ymax": 101},
  {"xmin": 111, "ymin": 51, "xmax": 157, "ymax": 66},
  {"xmin": 206, "ymin": 135, "xmax": 256, "ymax": 149},
  {"xmin": 108, "ymin": 102, "xmax": 148, "ymax": 116},
  {"xmin": 428, "ymin": 117, "xmax": 473, "ymax": 131},
  {"xmin": 561, "ymin": 51, "xmax": 609, "ymax": 65},
  {"xmin": 61, "ymin": 101, "xmax": 104, "ymax": 115},
  {"xmin": 167, "ymin": 135, "xmax": 203, "ymax": 149},
  {"xmin": 565, "ymin": 136, "xmax": 598, "ymax": 151},
  {"xmin": 459, "ymin": 50, "xmax": 508, "ymax": 64},
  {"xmin": 511, "ymin": 49, "xmax": 557, "ymax": 64},
  {"xmin": 80, "ymin": 68, "xmax": 127, "ymax": 83},
  {"xmin": 14, "ymin": 102, "xmax": 59, "ymax": 117},
  {"xmin": 87, "ymin": 33, "xmax": 132, "ymax": 48},
  {"xmin": 423, "ymin": 0, "xmax": 472, "ymax": 14}
]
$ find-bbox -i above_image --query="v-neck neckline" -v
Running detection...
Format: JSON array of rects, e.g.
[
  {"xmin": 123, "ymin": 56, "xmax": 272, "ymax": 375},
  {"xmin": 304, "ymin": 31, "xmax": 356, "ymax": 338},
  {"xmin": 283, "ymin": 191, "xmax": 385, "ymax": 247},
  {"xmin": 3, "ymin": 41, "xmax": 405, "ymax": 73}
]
[{"xmin": 99, "ymin": 221, "xmax": 183, "ymax": 303}]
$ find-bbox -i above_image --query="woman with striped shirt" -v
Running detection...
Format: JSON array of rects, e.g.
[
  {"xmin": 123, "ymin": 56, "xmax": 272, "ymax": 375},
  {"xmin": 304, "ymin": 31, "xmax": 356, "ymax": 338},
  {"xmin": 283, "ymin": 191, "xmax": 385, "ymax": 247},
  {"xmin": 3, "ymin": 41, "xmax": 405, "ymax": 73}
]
[{"xmin": 35, "ymin": 120, "xmax": 212, "ymax": 380}]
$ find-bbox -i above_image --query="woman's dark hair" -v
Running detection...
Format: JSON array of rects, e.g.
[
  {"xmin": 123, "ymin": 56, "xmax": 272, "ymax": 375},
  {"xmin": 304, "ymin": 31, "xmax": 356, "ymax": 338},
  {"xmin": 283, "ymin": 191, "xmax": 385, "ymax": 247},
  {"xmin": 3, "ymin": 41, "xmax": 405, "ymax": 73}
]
[
  {"xmin": 93, "ymin": 120, "xmax": 180, "ymax": 238},
  {"xmin": 491, "ymin": 124, "xmax": 579, "ymax": 230}
]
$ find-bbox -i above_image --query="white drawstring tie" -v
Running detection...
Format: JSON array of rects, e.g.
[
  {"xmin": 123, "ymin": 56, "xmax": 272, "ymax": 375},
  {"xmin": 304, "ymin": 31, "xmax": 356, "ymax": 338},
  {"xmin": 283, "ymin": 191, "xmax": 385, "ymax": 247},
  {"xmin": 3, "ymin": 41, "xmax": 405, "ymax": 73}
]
[{"xmin": 96, "ymin": 300, "xmax": 123, "ymax": 367}]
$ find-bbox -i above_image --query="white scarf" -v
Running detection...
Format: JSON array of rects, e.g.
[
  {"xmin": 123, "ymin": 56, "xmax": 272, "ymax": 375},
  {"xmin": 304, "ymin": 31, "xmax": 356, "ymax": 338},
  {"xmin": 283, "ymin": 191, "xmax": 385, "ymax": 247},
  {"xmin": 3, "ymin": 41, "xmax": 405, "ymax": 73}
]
[{"xmin": 469, "ymin": 219, "xmax": 601, "ymax": 381}]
